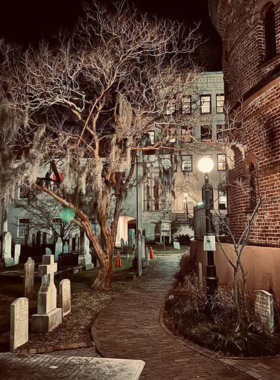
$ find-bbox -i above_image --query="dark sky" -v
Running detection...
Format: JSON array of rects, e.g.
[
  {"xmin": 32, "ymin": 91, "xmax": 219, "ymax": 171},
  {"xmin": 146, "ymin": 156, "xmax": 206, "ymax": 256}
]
[{"xmin": 0, "ymin": 0, "xmax": 221, "ymax": 69}]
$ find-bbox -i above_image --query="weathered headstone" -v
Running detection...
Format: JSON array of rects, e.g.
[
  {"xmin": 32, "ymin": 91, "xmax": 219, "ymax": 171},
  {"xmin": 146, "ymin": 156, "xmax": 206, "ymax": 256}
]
[
  {"xmin": 45, "ymin": 247, "xmax": 52, "ymax": 255},
  {"xmin": 24, "ymin": 257, "xmax": 35, "ymax": 299},
  {"xmin": 3, "ymin": 231, "xmax": 13, "ymax": 267},
  {"xmin": 255, "ymin": 290, "xmax": 274, "ymax": 333},
  {"xmin": 59, "ymin": 279, "xmax": 71, "ymax": 317},
  {"xmin": 64, "ymin": 242, "xmax": 69, "ymax": 253},
  {"xmin": 198, "ymin": 262, "xmax": 203, "ymax": 285},
  {"xmin": 78, "ymin": 230, "xmax": 93, "ymax": 270},
  {"xmin": 31, "ymin": 255, "xmax": 62, "ymax": 332},
  {"xmin": 10, "ymin": 297, "xmax": 29, "ymax": 351},
  {"xmin": 128, "ymin": 229, "xmax": 136, "ymax": 248},
  {"xmin": 14, "ymin": 244, "xmax": 21, "ymax": 265},
  {"xmin": 173, "ymin": 242, "xmax": 181, "ymax": 250},
  {"xmin": 120, "ymin": 238, "xmax": 125, "ymax": 253},
  {"xmin": 55, "ymin": 237, "xmax": 63, "ymax": 261}
]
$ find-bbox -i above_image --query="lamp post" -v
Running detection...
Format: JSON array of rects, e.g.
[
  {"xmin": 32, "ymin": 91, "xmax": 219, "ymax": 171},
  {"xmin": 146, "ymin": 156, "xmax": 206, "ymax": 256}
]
[{"xmin": 198, "ymin": 157, "xmax": 218, "ymax": 298}]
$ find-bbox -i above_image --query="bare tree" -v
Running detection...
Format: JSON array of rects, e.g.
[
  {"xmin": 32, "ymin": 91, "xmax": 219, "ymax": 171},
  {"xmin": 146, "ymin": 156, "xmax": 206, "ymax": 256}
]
[{"xmin": 0, "ymin": 1, "xmax": 219, "ymax": 290}]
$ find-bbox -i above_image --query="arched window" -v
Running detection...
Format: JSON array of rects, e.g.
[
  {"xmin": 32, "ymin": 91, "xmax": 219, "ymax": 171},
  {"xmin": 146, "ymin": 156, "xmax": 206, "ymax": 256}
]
[
  {"xmin": 202, "ymin": 183, "xmax": 214, "ymax": 210},
  {"xmin": 249, "ymin": 163, "xmax": 257, "ymax": 209},
  {"xmin": 262, "ymin": 3, "xmax": 277, "ymax": 60}
]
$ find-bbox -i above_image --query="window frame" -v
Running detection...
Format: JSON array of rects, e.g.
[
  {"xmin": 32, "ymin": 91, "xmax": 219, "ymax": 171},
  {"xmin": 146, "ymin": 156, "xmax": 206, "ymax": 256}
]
[
  {"xmin": 217, "ymin": 154, "xmax": 226, "ymax": 171},
  {"xmin": 200, "ymin": 94, "xmax": 211, "ymax": 114},
  {"xmin": 216, "ymin": 94, "xmax": 224, "ymax": 114},
  {"xmin": 18, "ymin": 218, "xmax": 29, "ymax": 238},
  {"xmin": 182, "ymin": 95, "xmax": 192, "ymax": 115},
  {"xmin": 18, "ymin": 185, "xmax": 29, "ymax": 200},
  {"xmin": 181, "ymin": 154, "xmax": 193, "ymax": 172},
  {"xmin": 201, "ymin": 125, "xmax": 213, "ymax": 141},
  {"xmin": 216, "ymin": 124, "xmax": 225, "ymax": 141}
]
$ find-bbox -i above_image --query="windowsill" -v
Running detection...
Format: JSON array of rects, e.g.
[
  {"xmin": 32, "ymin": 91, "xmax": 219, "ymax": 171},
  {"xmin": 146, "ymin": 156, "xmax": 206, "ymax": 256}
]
[
  {"xmin": 200, "ymin": 112, "xmax": 212, "ymax": 115},
  {"xmin": 257, "ymin": 52, "xmax": 280, "ymax": 69}
]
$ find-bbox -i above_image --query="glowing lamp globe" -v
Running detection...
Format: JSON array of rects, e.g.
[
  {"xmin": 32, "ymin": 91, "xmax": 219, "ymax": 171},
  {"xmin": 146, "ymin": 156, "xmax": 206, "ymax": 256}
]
[
  {"xmin": 60, "ymin": 208, "xmax": 75, "ymax": 223},
  {"xmin": 198, "ymin": 157, "xmax": 214, "ymax": 174}
]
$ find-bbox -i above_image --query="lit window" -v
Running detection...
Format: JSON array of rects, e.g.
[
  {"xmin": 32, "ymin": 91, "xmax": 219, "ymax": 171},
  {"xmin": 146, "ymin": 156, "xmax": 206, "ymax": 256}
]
[
  {"xmin": 19, "ymin": 186, "xmax": 29, "ymax": 199},
  {"xmin": 201, "ymin": 125, "xmax": 212, "ymax": 141},
  {"xmin": 217, "ymin": 154, "xmax": 226, "ymax": 171},
  {"xmin": 181, "ymin": 155, "xmax": 193, "ymax": 172},
  {"xmin": 200, "ymin": 95, "xmax": 211, "ymax": 114},
  {"xmin": 216, "ymin": 124, "xmax": 224, "ymax": 141},
  {"xmin": 181, "ymin": 126, "xmax": 193, "ymax": 143},
  {"xmin": 18, "ymin": 219, "xmax": 29, "ymax": 237},
  {"xmin": 182, "ymin": 96, "xmax": 192, "ymax": 114},
  {"xmin": 216, "ymin": 94, "xmax": 224, "ymax": 114}
]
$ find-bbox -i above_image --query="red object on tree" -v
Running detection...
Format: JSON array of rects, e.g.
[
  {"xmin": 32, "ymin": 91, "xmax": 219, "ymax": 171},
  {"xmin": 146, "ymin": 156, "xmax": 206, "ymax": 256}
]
[
  {"xmin": 115, "ymin": 251, "xmax": 122, "ymax": 267},
  {"xmin": 149, "ymin": 247, "xmax": 155, "ymax": 259},
  {"xmin": 53, "ymin": 173, "xmax": 63, "ymax": 181}
]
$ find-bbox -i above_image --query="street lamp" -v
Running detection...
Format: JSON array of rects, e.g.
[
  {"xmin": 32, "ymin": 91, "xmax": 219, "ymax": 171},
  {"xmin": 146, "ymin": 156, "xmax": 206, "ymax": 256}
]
[{"xmin": 197, "ymin": 157, "xmax": 218, "ymax": 298}]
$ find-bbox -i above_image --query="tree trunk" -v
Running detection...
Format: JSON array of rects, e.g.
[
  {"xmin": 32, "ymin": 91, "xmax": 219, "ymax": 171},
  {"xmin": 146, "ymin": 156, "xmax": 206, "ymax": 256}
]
[
  {"xmin": 91, "ymin": 254, "xmax": 114, "ymax": 290},
  {"xmin": 233, "ymin": 267, "xmax": 241, "ymax": 325}
]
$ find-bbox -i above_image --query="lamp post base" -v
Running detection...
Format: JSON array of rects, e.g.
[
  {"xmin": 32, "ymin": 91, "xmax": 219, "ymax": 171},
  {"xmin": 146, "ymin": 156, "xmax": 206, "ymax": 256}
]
[{"xmin": 206, "ymin": 262, "xmax": 218, "ymax": 298}]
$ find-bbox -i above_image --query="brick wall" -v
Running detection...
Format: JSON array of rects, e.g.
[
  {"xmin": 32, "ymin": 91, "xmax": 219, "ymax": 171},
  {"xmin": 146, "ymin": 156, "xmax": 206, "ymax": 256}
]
[{"xmin": 216, "ymin": 0, "xmax": 280, "ymax": 246}]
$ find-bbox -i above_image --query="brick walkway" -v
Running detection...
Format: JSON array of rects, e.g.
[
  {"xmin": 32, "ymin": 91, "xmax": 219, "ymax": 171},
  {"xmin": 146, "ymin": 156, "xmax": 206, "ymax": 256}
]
[{"xmin": 92, "ymin": 255, "xmax": 256, "ymax": 380}]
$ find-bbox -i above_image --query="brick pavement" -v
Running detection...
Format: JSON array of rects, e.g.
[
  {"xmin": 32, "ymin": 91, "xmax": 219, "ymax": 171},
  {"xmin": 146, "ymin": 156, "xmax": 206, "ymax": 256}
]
[{"xmin": 91, "ymin": 255, "xmax": 256, "ymax": 380}]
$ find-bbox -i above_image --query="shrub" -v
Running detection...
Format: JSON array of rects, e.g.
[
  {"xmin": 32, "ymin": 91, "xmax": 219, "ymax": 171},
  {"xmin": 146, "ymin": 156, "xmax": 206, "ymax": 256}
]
[{"xmin": 173, "ymin": 234, "xmax": 190, "ymax": 244}]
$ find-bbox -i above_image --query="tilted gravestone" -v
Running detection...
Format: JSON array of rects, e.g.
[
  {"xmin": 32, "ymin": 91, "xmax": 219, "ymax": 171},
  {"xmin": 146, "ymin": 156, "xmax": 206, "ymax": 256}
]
[
  {"xmin": 120, "ymin": 238, "xmax": 125, "ymax": 253},
  {"xmin": 78, "ymin": 230, "xmax": 93, "ymax": 270},
  {"xmin": 10, "ymin": 297, "xmax": 29, "ymax": 351},
  {"xmin": 255, "ymin": 290, "xmax": 274, "ymax": 334},
  {"xmin": 31, "ymin": 255, "xmax": 62, "ymax": 332},
  {"xmin": 59, "ymin": 279, "xmax": 71, "ymax": 317},
  {"xmin": 3, "ymin": 231, "xmax": 13, "ymax": 267},
  {"xmin": 24, "ymin": 257, "xmax": 35, "ymax": 299},
  {"xmin": 55, "ymin": 237, "xmax": 63, "ymax": 261},
  {"xmin": 14, "ymin": 244, "xmax": 21, "ymax": 265},
  {"xmin": 173, "ymin": 242, "xmax": 181, "ymax": 250}
]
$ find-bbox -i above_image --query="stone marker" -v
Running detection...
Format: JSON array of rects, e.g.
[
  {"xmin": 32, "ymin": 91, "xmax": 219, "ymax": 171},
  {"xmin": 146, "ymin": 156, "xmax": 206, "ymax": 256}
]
[
  {"xmin": 31, "ymin": 255, "xmax": 62, "ymax": 332},
  {"xmin": 10, "ymin": 297, "xmax": 29, "ymax": 351},
  {"xmin": 198, "ymin": 262, "xmax": 203, "ymax": 285},
  {"xmin": 45, "ymin": 247, "xmax": 52, "ymax": 255},
  {"xmin": 128, "ymin": 229, "xmax": 135, "ymax": 248},
  {"xmin": 55, "ymin": 237, "xmax": 63, "ymax": 261},
  {"xmin": 120, "ymin": 238, "xmax": 125, "ymax": 253},
  {"xmin": 78, "ymin": 230, "xmax": 93, "ymax": 270},
  {"xmin": 14, "ymin": 244, "xmax": 21, "ymax": 265},
  {"xmin": 3, "ymin": 231, "xmax": 13, "ymax": 267},
  {"xmin": 59, "ymin": 279, "xmax": 71, "ymax": 317},
  {"xmin": 173, "ymin": 242, "xmax": 180, "ymax": 250},
  {"xmin": 64, "ymin": 242, "xmax": 69, "ymax": 254},
  {"xmin": 255, "ymin": 290, "xmax": 274, "ymax": 333},
  {"xmin": 24, "ymin": 257, "xmax": 35, "ymax": 299}
]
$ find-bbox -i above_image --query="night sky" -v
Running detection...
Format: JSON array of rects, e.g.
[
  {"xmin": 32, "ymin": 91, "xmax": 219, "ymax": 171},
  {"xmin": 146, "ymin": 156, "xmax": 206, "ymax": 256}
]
[{"xmin": 0, "ymin": 0, "xmax": 221, "ymax": 70}]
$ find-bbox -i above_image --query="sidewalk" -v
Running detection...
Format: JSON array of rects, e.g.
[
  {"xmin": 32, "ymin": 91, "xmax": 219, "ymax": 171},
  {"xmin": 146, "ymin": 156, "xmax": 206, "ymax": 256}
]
[{"xmin": 92, "ymin": 255, "xmax": 280, "ymax": 380}]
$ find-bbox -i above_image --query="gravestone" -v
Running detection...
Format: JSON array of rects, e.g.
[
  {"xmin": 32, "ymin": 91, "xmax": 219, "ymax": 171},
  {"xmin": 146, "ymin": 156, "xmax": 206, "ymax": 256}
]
[
  {"xmin": 64, "ymin": 242, "xmax": 69, "ymax": 254},
  {"xmin": 198, "ymin": 262, "xmax": 203, "ymax": 285},
  {"xmin": 128, "ymin": 229, "xmax": 135, "ymax": 248},
  {"xmin": 120, "ymin": 238, "xmax": 124, "ymax": 253},
  {"xmin": 31, "ymin": 255, "xmax": 62, "ymax": 332},
  {"xmin": 3, "ymin": 231, "xmax": 13, "ymax": 267},
  {"xmin": 78, "ymin": 230, "xmax": 93, "ymax": 270},
  {"xmin": 69, "ymin": 238, "xmax": 73, "ymax": 252},
  {"xmin": 141, "ymin": 236, "xmax": 147, "ymax": 268},
  {"xmin": 10, "ymin": 297, "xmax": 29, "ymax": 351},
  {"xmin": 173, "ymin": 242, "xmax": 181, "ymax": 250},
  {"xmin": 59, "ymin": 279, "xmax": 71, "ymax": 317},
  {"xmin": 255, "ymin": 290, "xmax": 274, "ymax": 333},
  {"xmin": 14, "ymin": 245, "xmax": 21, "ymax": 265},
  {"xmin": 137, "ymin": 231, "xmax": 142, "ymax": 277},
  {"xmin": 24, "ymin": 257, "xmax": 35, "ymax": 299},
  {"xmin": 45, "ymin": 247, "xmax": 52, "ymax": 255},
  {"xmin": 55, "ymin": 237, "xmax": 63, "ymax": 261},
  {"xmin": 145, "ymin": 247, "xmax": 150, "ymax": 266}
]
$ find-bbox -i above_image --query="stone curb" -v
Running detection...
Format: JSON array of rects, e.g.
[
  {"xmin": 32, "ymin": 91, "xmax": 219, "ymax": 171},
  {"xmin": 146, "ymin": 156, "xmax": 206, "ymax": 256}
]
[
  {"xmin": 13, "ymin": 341, "xmax": 95, "ymax": 355},
  {"xmin": 91, "ymin": 258, "xmax": 162, "ymax": 358}
]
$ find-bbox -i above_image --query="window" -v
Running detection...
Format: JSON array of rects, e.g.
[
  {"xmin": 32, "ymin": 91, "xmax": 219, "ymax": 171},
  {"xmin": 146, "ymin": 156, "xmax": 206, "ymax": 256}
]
[
  {"xmin": 216, "ymin": 124, "xmax": 224, "ymax": 141},
  {"xmin": 218, "ymin": 184, "xmax": 227, "ymax": 210},
  {"xmin": 200, "ymin": 95, "xmax": 211, "ymax": 114},
  {"xmin": 216, "ymin": 94, "xmax": 224, "ymax": 113},
  {"xmin": 18, "ymin": 219, "xmax": 29, "ymax": 237},
  {"xmin": 201, "ymin": 125, "xmax": 212, "ymax": 141},
  {"xmin": 166, "ymin": 99, "xmax": 176, "ymax": 115},
  {"xmin": 263, "ymin": 3, "xmax": 276, "ymax": 60},
  {"xmin": 181, "ymin": 155, "xmax": 193, "ymax": 172},
  {"xmin": 144, "ymin": 177, "xmax": 164, "ymax": 211},
  {"xmin": 147, "ymin": 130, "xmax": 155, "ymax": 145},
  {"xmin": 217, "ymin": 154, "xmax": 226, "ymax": 171},
  {"xmin": 181, "ymin": 126, "xmax": 193, "ymax": 143},
  {"xmin": 19, "ymin": 186, "xmax": 29, "ymax": 199},
  {"xmin": 182, "ymin": 95, "xmax": 192, "ymax": 114}
]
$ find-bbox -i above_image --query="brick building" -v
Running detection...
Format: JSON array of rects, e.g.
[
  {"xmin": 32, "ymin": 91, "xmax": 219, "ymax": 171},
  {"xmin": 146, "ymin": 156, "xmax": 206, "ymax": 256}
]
[{"xmin": 194, "ymin": 0, "xmax": 280, "ymax": 294}]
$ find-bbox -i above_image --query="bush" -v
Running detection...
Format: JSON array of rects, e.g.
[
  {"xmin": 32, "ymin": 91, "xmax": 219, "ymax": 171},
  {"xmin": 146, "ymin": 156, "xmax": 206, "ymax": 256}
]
[
  {"xmin": 173, "ymin": 234, "xmax": 190, "ymax": 245},
  {"xmin": 173, "ymin": 251, "xmax": 196, "ymax": 284}
]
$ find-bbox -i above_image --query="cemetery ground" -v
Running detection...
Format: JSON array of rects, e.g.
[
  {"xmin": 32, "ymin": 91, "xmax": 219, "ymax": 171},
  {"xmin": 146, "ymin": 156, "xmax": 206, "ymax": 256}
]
[
  {"xmin": 0, "ymin": 254, "xmax": 159, "ymax": 353},
  {"xmin": 164, "ymin": 253, "xmax": 280, "ymax": 357}
]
